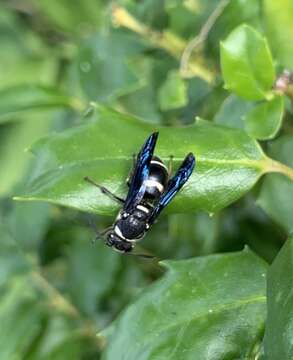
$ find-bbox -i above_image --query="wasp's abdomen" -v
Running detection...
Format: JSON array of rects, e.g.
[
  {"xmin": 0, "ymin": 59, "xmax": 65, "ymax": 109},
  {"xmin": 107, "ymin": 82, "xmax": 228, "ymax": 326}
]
[{"xmin": 144, "ymin": 157, "xmax": 168, "ymax": 200}]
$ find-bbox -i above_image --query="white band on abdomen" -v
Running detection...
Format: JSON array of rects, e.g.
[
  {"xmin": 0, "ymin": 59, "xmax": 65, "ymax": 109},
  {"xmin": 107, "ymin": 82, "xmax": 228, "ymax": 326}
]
[
  {"xmin": 150, "ymin": 160, "xmax": 168, "ymax": 171},
  {"xmin": 137, "ymin": 205, "xmax": 149, "ymax": 213},
  {"xmin": 144, "ymin": 179, "xmax": 164, "ymax": 193}
]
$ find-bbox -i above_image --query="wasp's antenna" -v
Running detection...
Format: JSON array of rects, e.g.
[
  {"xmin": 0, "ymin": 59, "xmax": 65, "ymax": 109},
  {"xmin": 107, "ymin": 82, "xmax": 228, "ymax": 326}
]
[
  {"xmin": 134, "ymin": 253, "xmax": 157, "ymax": 260},
  {"xmin": 125, "ymin": 250, "xmax": 159, "ymax": 260}
]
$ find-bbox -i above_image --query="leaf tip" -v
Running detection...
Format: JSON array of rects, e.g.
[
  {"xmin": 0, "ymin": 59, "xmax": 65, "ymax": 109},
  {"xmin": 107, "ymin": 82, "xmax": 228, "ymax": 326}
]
[{"xmin": 243, "ymin": 244, "xmax": 251, "ymax": 253}]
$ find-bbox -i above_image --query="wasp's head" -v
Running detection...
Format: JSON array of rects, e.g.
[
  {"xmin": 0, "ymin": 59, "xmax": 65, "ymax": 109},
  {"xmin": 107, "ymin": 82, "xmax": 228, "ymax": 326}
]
[{"xmin": 106, "ymin": 232, "xmax": 133, "ymax": 253}]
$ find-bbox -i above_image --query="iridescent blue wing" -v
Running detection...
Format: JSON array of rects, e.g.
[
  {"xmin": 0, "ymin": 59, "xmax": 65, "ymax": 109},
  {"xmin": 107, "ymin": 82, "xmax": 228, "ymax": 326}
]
[
  {"xmin": 148, "ymin": 153, "xmax": 195, "ymax": 225},
  {"xmin": 124, "ymin": 132, "xmax": 159, "ymax": 212}
]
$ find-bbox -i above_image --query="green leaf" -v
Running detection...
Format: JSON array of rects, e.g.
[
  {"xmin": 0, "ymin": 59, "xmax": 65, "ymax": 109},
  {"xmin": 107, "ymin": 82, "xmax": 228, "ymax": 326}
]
[
  {"xmin": 76, "ymin": 32, "xmax": 146, "ymax": 101},
  {"xmin": 158, "ymin": 70, "xmax": 188, "ymax": 111},
  {"xmin": 0, "ymin": 8, "xmax": 56, "ymax": 89},
  {"xmin": 166, "ymin": 2, "xmax": 201, "ymax": 39},
  {"xmin": 26, "ymin": 315, "xmax": 84, "ymax": 360},
  {"xmin": 214, "ymin": 94, "xmax": 284, "ymax": 141},
  {"xmin": 6, "ymin": 200, "xmax": 50, "ymax": 251},
  {"xmin": 0, "ymin": 276, "xmax": 45, "ymax": 360},
  {"xmin": 244, "ymin": 95, "xmax": 284, "ymax": 140},
  {"xmin": 214, "ymin": 94, "xmax": 253, "ymax": 130},
  {"xmin": 16, "ymin": 105, "xmax": 269, "ymax": 215},
  {"xmin": 0, "ymin": 224, "xmax": 98, "ymax": 359},
  {"xmin": 133, "ymin": 0, "xmax": 167, "ymax": 30},
  {"xmin": 220, "ymin": 24, "xmax": 275, "ymax": 100},
  {"xmin": 116, "ymin": 58, "xmax": 162, "ymax": 123},
  {"xmin": 257, "ymin": 136, "xmax": 293, "ymax": 233},
  {"xmin": 0, "ymin": 85, "xmax": 82, "ymax": 123},
  {"xmin": 0, "ymin": 225, "xmax": 29, "ymax": 286},
  {"xmin": 263, "ymin": 0, "xmax": 293, "ymax": 70},
  {"xmin": 0, "ymin": 113, "xmax": 52, "ymax": 196},
  {"xmin": 264, "ymin": 236, "xmax": 293, "ymax": 359},
  {"xmin": 65, "ymin": 227, "xmax": 121, "ymax": 317},
  {"xmin": 102, "ymin": 249, "xmax": 267, "ymax": 359},
  {"xmin": 208, "ymin": 0, "xmax": 262, "ymax": 59},
  {"xmin": 32, "ymin": 0, "xmax": 105, "ymax": 35},
  {"xmin": 117, "ymin": 85, "xmax": 161, "ymax": 123}
]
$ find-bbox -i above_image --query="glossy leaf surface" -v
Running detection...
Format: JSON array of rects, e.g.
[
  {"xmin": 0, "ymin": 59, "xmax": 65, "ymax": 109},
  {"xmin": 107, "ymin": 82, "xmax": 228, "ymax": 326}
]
[
  {"xmin": 102, "ymin": 249, "xmax": 267, "ymax": 360},
  {"xmin": 244, "ymin": 95, "xmax": 284, "ymax": 140},
  {"xmin": 16, "ymin": 105, "xmax": 268, "ymax": 215},
  {"xmin": 220, "ymin": 24, "xmax": 275, "ymax": 100},
  {"xmin": 264, "ymin": 236, "xmax": 293, "ymax": 359}
]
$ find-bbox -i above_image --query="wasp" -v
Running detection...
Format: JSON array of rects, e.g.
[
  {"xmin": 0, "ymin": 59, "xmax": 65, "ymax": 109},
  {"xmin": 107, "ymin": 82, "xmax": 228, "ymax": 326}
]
[{"xmin": 84, "ymin": 132, "xmax": 195, "ymax": 254}]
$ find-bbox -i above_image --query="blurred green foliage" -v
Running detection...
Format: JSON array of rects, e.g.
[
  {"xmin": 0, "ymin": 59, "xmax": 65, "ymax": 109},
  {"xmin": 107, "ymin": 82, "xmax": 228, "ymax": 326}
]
[{"xmin": 0, "ymin": 0, "xmax": 293, "ymax": 359}]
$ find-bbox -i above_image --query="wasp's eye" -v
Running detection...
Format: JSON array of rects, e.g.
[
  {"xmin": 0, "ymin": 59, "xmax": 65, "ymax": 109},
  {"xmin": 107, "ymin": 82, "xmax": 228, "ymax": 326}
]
[{"xmin": 106, "ymin": 233, "xmax": 115, "ymax": 246}]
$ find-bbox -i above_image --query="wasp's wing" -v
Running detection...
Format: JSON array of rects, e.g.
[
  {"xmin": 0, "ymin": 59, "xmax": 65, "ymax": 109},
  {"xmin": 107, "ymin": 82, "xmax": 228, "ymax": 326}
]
[
  {"xmin": 124, "ymin": 132, "xmax": 159, "ymax": 212},
  {"xmin": 148, "ymin": 153, "xmax": 195, "ymax": 225}
]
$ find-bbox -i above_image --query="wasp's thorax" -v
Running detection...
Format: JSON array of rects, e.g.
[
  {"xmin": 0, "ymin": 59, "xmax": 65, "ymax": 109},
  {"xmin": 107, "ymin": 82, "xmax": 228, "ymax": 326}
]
[{"xmin": 114, "ymin": 205, "xmax": 150, "ymax": 241}]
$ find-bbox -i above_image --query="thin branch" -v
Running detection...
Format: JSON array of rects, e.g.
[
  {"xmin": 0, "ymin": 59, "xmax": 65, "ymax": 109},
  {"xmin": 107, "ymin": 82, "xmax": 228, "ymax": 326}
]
[
  {"xmin": 180, "ymin": 0, "xmax": 230, "ymax": 78},
  {"xmin": 112, "ymin": 4, "xmax": 214, "ymax": 83},
  {"xmin": 31, "ymin": 271, "xmax": 80, "ymax": 318}
]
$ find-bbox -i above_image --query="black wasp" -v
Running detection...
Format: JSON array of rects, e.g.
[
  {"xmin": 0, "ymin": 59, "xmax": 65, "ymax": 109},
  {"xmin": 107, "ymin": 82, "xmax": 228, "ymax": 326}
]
[{"xmin": 84, "ymin": 132, "xmax": 195, "ymax": 254}]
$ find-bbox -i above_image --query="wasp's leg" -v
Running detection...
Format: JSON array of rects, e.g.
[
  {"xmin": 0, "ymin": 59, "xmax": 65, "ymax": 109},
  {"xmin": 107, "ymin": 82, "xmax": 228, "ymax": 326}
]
[
  {"xmin": 92, "ymin": 226, "xmax": 113, "ymax": 245},
  {"xmin": 87, "ymin": 216, "xmax": 113, "ymax": 244},
  {"xmin": 94, "ymin": 227, "xmax": 113, "ymax": 243},
  {"xmin": 168, "ymin": 155, "xmax": 174, "ymax": 177},
  {"xmin": 126, "ymin": 153, "xmax": 137, "ymax": 186},
  {"xmin": 84, "ymin": 176, "xmax": 125, "ymax": 204}
]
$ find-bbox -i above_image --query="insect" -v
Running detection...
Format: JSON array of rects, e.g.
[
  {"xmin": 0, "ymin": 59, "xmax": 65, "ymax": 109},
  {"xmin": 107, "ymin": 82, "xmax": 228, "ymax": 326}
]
[{"xmin": 84, "ymin": 132, "xmax": 195, "ymax": 254}]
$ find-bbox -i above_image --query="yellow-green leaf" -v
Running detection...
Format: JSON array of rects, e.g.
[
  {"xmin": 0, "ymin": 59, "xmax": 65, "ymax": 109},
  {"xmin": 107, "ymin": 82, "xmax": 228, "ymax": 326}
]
[{"xmin": 220, "ymin": 24, "xmax": 275, "ymax": 100}]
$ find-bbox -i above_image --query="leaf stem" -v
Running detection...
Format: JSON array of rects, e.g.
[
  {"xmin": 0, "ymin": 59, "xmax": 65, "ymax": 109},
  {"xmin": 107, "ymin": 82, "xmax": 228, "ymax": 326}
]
[
  {"xmin": 32, "ymin": 271, "xmax": 80, "ymax": 318},
  {"xmin": 264, "ymin": 157, "xmax": 293, "ymax": 181},
  {"xmin": 111, "ymin": 4, "xmax": 214, "ymax": 84},
  {"xmin": 68, "ymin": 97, "xmax": 87, "ymax": 113},
  {"xmin": 31, "ymin": 268, "xmax": 100, "ymax": 345}
]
